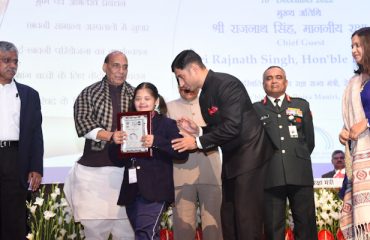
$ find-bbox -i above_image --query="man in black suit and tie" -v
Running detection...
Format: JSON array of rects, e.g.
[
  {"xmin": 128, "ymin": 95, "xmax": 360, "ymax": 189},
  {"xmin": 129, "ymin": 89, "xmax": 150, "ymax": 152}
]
[
  {"xmin": 253, "ymin": 66, "xmax": 317, "ymax": 240},
  {"xmin": 322, "ymin": 150, "xmax": 345, "ymax": 178},
  {"xmin": 171, "ymin": 50, "xmax": 273, "ymax": 240},
  {"xmin": 0, "ymin": 41, "xmax": 43, "ymax": 239}
]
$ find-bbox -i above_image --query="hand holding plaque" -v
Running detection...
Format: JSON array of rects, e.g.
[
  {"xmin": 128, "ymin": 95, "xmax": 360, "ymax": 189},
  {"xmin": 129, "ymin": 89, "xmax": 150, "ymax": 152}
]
[{"xmin": 117, "ymin": 111, "xmax": 152, "ymax": 158}]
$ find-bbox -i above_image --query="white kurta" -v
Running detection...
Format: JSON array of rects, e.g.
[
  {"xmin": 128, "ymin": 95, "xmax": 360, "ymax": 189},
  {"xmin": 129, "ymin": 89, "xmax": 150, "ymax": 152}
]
[{"xmin": 64, "ymin": 163, "xmax": 128, "ymax": 221}]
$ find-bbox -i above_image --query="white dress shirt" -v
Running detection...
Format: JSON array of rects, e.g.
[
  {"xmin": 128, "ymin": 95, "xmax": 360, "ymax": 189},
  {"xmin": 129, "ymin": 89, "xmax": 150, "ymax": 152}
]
[{"xmin": 0, "ymin": 79, "xmax": 21, "ymax": 140}]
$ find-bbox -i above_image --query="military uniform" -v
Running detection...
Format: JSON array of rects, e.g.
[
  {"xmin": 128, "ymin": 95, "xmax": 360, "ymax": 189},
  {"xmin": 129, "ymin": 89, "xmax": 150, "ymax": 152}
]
[{"xmin": 253, "ymin": 94, "xmax": 318, "ymax": 240}]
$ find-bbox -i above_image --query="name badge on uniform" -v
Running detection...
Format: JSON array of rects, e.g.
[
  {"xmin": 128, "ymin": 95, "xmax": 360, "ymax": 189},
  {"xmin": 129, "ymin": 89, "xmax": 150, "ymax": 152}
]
[
  {"xmin": 289, "ymin": 125, "xmax": 298, "ymax": 138},
  {"xmin": 128, "ymin": 168, "xmax": 137, "ymax": 184}
]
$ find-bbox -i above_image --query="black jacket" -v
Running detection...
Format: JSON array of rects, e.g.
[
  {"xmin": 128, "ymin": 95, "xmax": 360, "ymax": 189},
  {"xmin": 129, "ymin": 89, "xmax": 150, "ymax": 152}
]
[
  {"xmin": 199, "ymin": 70, "xmax": 274, "ymax": 179},
  {"xmin": 110, "ymin": 114, "xmax": 188, "ymax": 205}
]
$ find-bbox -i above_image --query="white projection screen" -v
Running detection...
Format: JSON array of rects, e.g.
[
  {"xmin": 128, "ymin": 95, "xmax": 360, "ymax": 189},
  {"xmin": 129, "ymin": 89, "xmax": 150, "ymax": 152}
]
[{"xmin": 0, "ymin": 0, "xmax": 368, "ymax": 183}]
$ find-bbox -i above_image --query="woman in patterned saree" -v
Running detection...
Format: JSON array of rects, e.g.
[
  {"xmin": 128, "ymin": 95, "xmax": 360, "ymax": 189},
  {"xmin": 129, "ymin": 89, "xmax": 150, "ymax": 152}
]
[{"xmin": 339, "ymin": 27, "xmax": 370, "ymax": 240}]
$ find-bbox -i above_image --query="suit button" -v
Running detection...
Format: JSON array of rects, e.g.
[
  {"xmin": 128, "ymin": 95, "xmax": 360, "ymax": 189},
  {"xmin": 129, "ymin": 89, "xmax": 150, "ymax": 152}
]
[
  {"xmin": 277, "ymin": 114, "xmax": 281, "ymax": 118},
  {"xmin": 281, "ymin": 137, "xmax": 284, "ymax": 140},
  {"xmin": 282, "ymin": 150, "xmax": 286, "ymax": 154},
  {"xmin": 279, "ymin": 125, "xmax": 283, "ymax": 129}
]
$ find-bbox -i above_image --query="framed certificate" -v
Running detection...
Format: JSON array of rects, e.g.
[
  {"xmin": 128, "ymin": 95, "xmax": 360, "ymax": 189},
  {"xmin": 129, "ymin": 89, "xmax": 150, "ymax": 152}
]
[{"xmin": 117, "ymin": 111, "xmax": 152, "ymax": 158}]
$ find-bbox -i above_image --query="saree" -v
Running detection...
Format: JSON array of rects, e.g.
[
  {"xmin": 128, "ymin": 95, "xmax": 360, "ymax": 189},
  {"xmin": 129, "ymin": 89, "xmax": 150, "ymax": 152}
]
[{"xmin": 340, "ymin": 74, "xmax": 370, "ymax": 240}]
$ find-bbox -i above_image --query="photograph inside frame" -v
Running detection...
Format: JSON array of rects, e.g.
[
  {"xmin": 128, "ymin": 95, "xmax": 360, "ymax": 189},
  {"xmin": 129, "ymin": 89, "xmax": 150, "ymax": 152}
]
[{"xmin": 117, "ymin": 111, "xmax": 152, "ymax": 158}]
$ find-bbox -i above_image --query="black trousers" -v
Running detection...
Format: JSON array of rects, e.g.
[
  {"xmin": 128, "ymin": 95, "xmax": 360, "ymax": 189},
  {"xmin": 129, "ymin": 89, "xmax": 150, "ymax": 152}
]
[
  {"xmin": 0, "ymin": 147, "xmax": 27, "ymax": 240},
  {"xmin": 264, "ymin": 185, "xmax": 318, "ymax": 240},
  {"xmin": 221, "ymin": 163, "xmax": 267, "ymax": 240}
]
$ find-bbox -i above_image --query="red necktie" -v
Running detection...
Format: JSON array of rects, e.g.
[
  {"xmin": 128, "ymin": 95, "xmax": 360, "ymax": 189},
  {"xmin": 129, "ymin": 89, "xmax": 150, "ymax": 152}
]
[{"xmin": 334, "ymin": 169, "xmax": 345, "ymax": 178}]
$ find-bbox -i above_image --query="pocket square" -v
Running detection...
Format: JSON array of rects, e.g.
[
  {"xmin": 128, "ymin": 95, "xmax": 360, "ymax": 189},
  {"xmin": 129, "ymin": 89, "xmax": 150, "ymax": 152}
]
[{"xmin": 208, "ymin": 106, "xmax": 218, "ymax": 116}]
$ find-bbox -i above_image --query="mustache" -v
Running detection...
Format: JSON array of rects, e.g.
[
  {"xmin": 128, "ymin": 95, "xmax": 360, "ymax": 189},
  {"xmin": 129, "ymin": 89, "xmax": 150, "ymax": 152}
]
[
  {"xmin": 179, "ymin": 88, "xmax": 193, "ymax": 93},
  {"xmin": 6, "ymin": 69, "xmax": 16, "ymax": 74}
]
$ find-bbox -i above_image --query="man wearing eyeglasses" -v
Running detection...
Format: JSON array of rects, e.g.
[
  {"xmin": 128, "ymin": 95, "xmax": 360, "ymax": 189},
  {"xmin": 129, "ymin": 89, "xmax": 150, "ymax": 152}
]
[
  {"xmin": 65, "ymin": 51, "xmax": 134, "ymax": 239},
  {"xmin": 0, "ymin": 41, "xmax": 43, "ymax": 239},
  {"xmin": 167, "ymin": 86, "xmax": 223, "ymax": 240},
  {"xmin": 322, "ymin": 150, "xmax": 346, "ymax": 178},
  {"xmin": 253, "ymin": 65, "xmax": 317, "ymax": 240}
]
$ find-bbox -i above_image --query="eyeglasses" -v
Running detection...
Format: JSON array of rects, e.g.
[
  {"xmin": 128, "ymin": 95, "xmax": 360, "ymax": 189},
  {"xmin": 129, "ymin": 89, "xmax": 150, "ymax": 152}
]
[
  {"xmin": 0, "ymin": 58, "xmax": 18, "ymax": 65},
  {"xmin": 110, "ymin": 63, "xmax": 128, "ymax": 70}
]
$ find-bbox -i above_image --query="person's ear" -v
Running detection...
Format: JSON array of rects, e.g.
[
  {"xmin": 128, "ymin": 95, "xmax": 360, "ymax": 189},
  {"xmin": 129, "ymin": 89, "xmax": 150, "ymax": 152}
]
[
  {"xmin": 190, "ymin": 63, "xmax": 198, "ymax": 73},
  {"xmin": 102, "ymin": 63, "xmax": 107, "ymax": 73}
]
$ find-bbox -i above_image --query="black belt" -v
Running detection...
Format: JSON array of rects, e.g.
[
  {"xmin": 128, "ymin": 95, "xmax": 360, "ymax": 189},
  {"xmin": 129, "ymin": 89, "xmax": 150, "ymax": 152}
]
[{"xmin": 0, "ymin": 140, "xmax": 19, "ymax": 148}]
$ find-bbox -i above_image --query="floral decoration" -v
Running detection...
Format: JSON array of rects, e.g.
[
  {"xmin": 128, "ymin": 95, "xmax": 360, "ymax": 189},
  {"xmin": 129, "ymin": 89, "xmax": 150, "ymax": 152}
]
[
  {"xmin": 26, "ymin": 184, "xmax": 85, "ymax": 240},
  {"xmin": 27, "ymin": 185, "xmax": 343, "ymax": 240},
  {"xmin": 160, "ymin": 204, "xmax": 202, "ymax": 240},
  {"xmin": 314, "ymin": 188, "xmax": 342, "ymax": 235},
  {"xmin": 286, "ymin": 188, "xmax": 343, "ymax": 239},
  {"xmin": 160, "ymin": 206, "xmax": 173, "ymax": 230}
]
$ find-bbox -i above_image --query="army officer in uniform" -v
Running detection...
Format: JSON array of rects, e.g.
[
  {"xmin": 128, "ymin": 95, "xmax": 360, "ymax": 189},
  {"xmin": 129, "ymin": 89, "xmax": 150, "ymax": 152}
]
[{"xmin": 253, "ymin": 66, "xmax": 317, "ymax": 240}]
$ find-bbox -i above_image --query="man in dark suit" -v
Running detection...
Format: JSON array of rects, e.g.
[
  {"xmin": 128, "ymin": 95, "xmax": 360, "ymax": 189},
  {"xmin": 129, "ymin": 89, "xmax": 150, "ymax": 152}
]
[
  {"xmin": 322, "ymin": 150, "xmax": 345, "ymax": 178},
  {"xmin": 0, "ymin": 41, "xmax": 43, "ymax": 239},
  {"xmin": 253, "ymin": 66, "xmax": 317, "ymax": 240},
  {"xmin": 171, "ymin": 50, "xmax": 274, "ymax": 240}
]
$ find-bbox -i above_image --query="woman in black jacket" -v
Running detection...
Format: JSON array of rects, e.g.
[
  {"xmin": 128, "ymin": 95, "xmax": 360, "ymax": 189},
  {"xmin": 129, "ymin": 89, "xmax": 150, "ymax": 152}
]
[{"xmin": 110, "ymin": 82, "xmax": 188, "ymax": 240}]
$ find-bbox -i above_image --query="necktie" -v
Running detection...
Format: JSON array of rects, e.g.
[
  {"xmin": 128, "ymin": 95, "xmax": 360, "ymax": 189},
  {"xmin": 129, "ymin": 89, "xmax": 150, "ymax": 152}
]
[
  {"xmin": 274, "ymin": 98, "xmax": 280, "ymax": 111},
  {"xmin": 334, "ymin": 169, "xmax": 345, "ymax": 178}
]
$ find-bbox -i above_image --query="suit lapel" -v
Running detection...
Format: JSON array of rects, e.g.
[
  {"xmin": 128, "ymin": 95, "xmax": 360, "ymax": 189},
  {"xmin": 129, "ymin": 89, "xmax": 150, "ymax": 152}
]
[
  {"xmin": 281, "ymin": 95, "xmax": 293, "ymax": 113},
  {"xmin": 280, "ymin": 98, "xmax": 288, "ymax": 113},
  {"xmin": 199, "ymin": 84, "xmax": 210, "ymax": 121},
  {"xmin": 15, "ymin": 82, "xmax": 27, "ymax": 138}
]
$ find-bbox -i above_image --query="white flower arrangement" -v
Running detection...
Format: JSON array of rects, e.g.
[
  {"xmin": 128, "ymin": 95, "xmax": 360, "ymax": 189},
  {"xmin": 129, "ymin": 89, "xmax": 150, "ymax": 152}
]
[
  {"xmin": 161, "ymin": 206, "xmax": 173, "ymax": 230},
  {"xmin": 286, "ymin": 188, "xmax": 342, "ymax": 235},
  {"xmin": 26, "ymin": 184, "xmax": 85, "ymax": 240},
  {"xmin": 28, "ymin": 185, "xmax": 342, "ymax": 239},
  {"xmin": 314, "ymin": 188, "xmax": 342, "ymax": 234}
]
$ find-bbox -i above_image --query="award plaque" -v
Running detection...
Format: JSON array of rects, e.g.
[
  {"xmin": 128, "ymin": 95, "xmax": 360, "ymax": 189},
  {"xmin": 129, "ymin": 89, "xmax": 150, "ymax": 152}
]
[{"xmin": 117, "ymin": 111, "xmax": 152, "ymax": 158}]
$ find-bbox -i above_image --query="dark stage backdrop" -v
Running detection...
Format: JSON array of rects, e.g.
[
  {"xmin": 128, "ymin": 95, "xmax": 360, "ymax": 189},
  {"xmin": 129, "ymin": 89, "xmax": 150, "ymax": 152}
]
[{"xmin": 0, "ymin": 0, "xmax": 367, "ymax": 182}]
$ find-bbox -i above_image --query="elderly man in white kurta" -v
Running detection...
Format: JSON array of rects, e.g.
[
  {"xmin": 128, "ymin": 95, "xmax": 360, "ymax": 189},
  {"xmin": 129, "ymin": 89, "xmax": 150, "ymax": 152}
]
[
  {"xmin": 167, "ymin": 86, "xmax": 223, "ymax": 240},
  {"xmin": 64, "ymin": 51, "xmax": 134, "ymax": 240}
]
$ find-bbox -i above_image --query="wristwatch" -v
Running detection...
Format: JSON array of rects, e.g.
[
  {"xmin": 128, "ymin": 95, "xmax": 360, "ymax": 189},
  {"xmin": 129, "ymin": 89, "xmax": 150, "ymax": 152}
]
[{"xmin": 367, "ymin": 119, "xmax": 370, "ymax": 128}]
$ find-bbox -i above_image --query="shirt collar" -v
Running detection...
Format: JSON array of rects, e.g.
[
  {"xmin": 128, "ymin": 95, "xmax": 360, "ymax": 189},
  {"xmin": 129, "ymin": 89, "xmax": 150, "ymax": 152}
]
[
  {"xmin": 179, "ymin": 96, "xmax": 199, "ymax": 105},
  {"xmin": 267, "ymin": 94, "xmax": 285, "ymax": 106},
  {"xmin": 335, "ymin": 169, "xmax": 345, "ymax": 174},
  {"xmin": 0, "ymin": 78, "xmax": 16, "ymax": 89}
]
